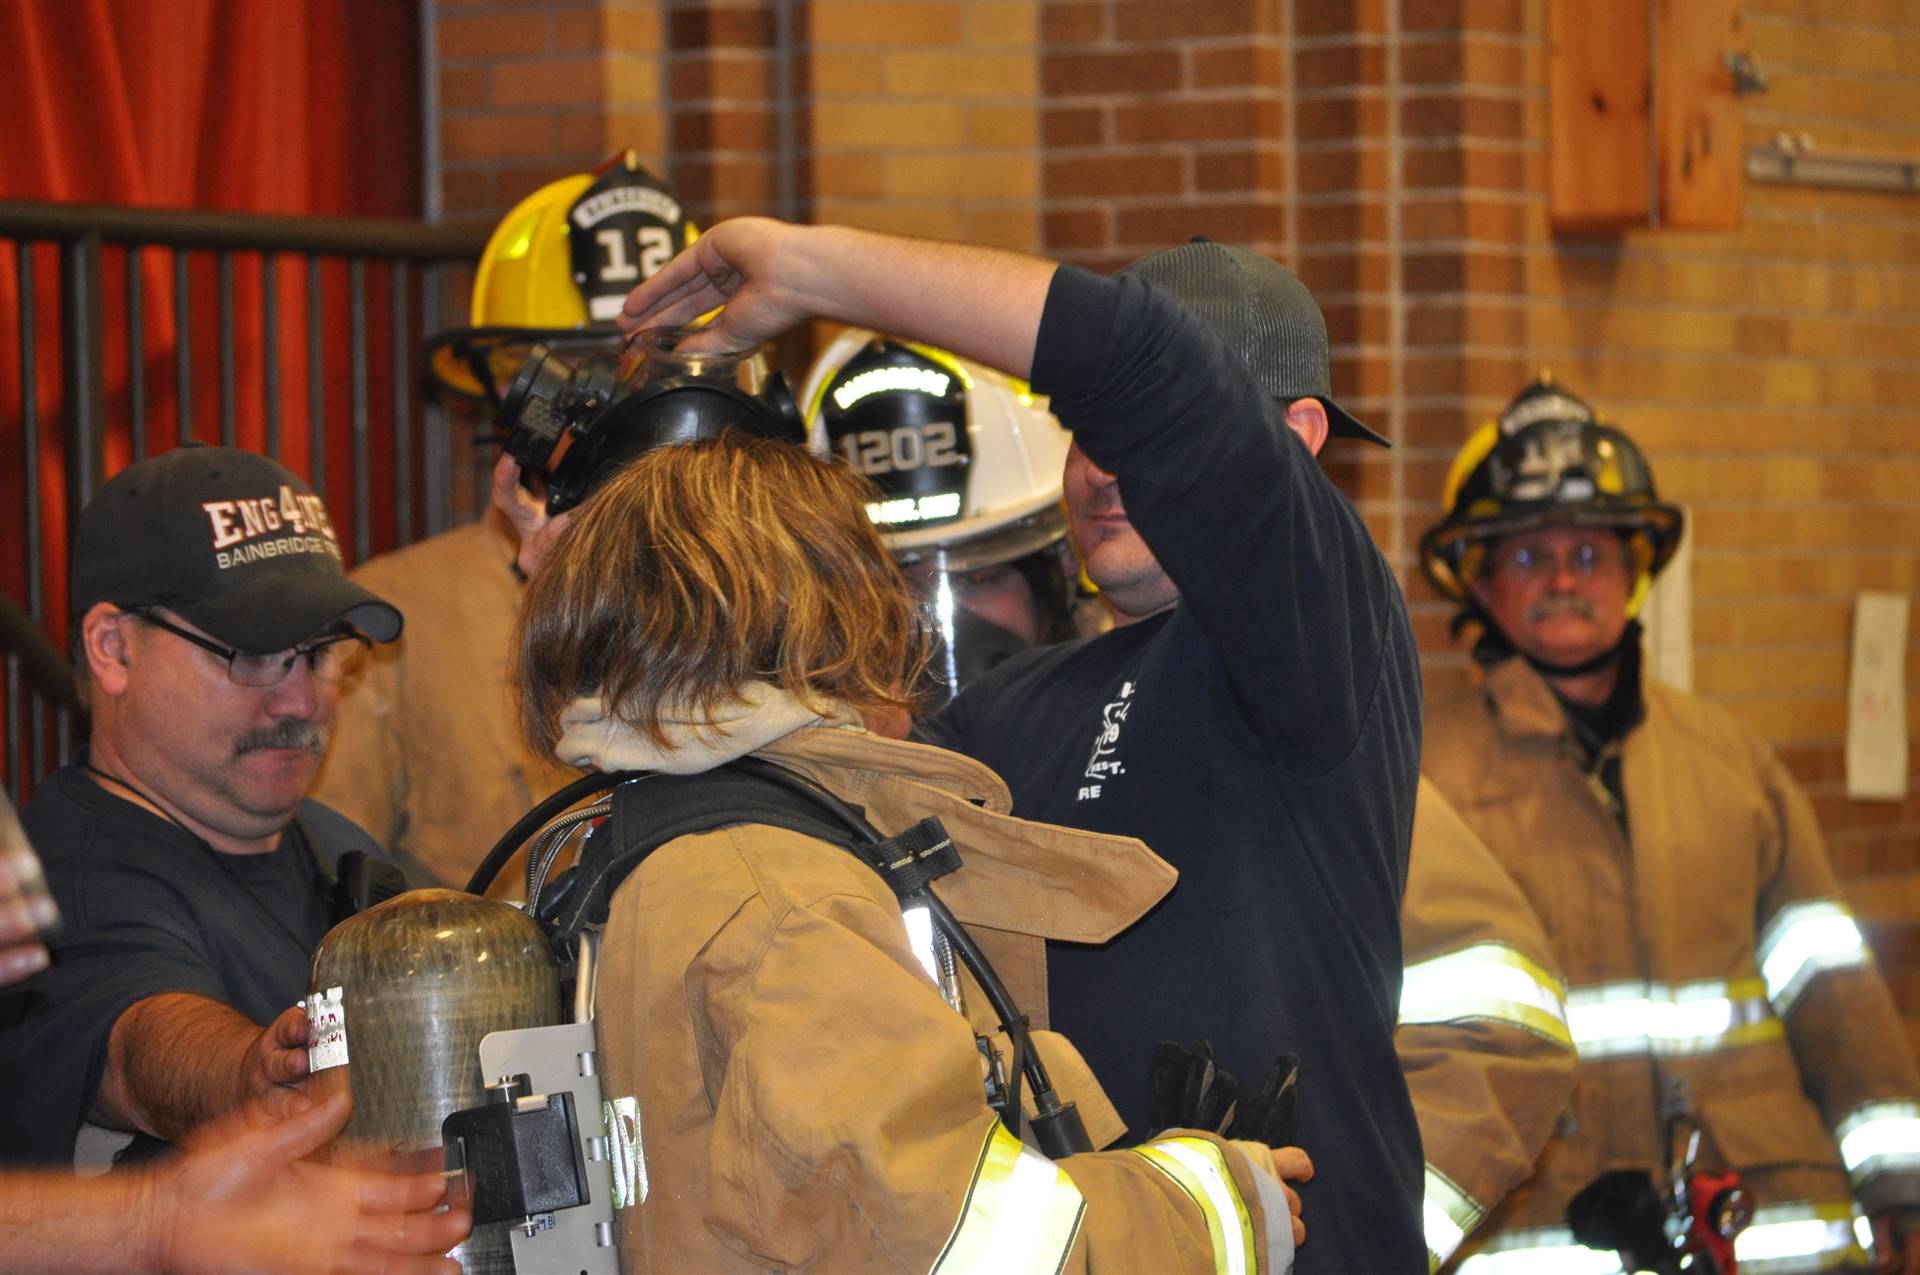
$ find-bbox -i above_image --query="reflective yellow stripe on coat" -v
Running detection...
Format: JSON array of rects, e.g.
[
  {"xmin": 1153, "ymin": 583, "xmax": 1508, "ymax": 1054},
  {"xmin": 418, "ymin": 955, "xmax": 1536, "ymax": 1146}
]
[
  {"xmin": 1565, "ymin": 976, "xmax": 1783, "ymax": 1059},
  {"xmin": 1758, "ymin": 899, "xmax": 1872, "ymax": 1016},
  {"xmin": 931, "ymin": 1120, "xmax": 1085, "ymax": 1275},
  {"xmin": 1421, "ymin": 1162, "xmax": 1484, "ymax": 1271},
  {"xmin": 1837, "ymin": 1099, "xmax": 1920, "ymax": 1188},
  {"xmin": 1399, "ymin": 941, "xmax": 1572, "ymax": 1048},
  {"xmin": 1127, "ymin": 1136, "xmax": 1258, "ymax": 1275},
  {"xmin": 1454, "ymin": 1202, "xmax": 1864, "ymax": 1274}
]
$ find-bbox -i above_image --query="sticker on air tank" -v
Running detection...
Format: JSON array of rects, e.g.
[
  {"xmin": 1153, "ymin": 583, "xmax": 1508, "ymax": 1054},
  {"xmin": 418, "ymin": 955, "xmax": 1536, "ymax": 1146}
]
[
  {"xmin": 303, "ymin": 985, "xmax": 349, "ymax": 1072},
  {"xmin": 605, "ymin": 1095, "xmax": 647, "ymax": 1208}
]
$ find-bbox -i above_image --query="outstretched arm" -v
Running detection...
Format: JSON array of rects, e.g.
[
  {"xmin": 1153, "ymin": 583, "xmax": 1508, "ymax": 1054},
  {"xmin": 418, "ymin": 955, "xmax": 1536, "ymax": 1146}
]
[
  {"xmin": 0, "ymin": 1089, "xmax": 467, "ymax": 1275},
  {"xmin": 94, "ymin": 996, "xmax": 311, "ymax": 1142},
  {"xmin": 616, "ymin": 219, "xmax": 1055, "ymax": 379}
]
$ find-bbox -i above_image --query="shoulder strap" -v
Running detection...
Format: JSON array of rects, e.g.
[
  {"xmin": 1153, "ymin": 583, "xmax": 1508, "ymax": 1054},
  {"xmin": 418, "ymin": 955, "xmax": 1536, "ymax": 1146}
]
[
  {"xmin": 550, "ymin": 768, "xmax": 854, "ymax": 948},
  {"xmin": 549, "ymin": 764, "xmax": 966, "ymax": 954}
]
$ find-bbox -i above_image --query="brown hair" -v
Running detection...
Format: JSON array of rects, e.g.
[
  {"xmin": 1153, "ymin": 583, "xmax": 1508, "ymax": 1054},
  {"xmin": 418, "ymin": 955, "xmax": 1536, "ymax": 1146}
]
[{"xmin": 515, "ymin": 434, "xmax": 929, "ymax": 756}]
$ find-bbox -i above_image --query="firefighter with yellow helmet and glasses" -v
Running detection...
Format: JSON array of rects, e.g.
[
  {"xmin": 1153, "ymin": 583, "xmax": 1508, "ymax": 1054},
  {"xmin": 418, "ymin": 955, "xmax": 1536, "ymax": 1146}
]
[
  {"xmin": 315, "ymin": 153, "xmax": 699, "ymax": 892},
  {"xmin": 1418, "ymin": 376, "xmax": 1920, "ymax": 1273}
]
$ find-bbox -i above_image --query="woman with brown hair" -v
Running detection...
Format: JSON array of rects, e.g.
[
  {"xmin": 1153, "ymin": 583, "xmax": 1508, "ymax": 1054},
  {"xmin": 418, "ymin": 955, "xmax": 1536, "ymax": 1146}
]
[{"xmin": 507, "ymin": 433, "xmax": 1306, "ymax": 1273}]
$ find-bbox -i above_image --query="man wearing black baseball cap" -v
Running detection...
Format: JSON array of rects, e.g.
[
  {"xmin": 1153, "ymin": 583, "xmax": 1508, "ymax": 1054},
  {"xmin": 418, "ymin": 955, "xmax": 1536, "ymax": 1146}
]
[
  {"xmin": 0, "ymin": 444, "xmax": 403, "ymax": 1168},
  {"xmin": 589, "ymin": 219, "xmax": 1425, "ymax": 1271}
]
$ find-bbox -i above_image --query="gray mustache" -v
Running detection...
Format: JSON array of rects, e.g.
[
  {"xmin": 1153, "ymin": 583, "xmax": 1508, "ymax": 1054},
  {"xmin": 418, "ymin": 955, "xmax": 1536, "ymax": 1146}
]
[
  {"xmin": 235, "ymin": 719, "xmax": 327, "ymax": 756},
  {"xmin": 1529, "ymin": 595, "xmax": 1596, "ymax": 623}
]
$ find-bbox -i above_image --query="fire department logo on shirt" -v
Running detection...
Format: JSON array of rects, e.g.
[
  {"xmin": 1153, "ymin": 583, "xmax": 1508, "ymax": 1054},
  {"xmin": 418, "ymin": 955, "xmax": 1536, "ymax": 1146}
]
[{"xmin": 1078, "ymin": 680, "xmax": 1135, "ymax": 802}]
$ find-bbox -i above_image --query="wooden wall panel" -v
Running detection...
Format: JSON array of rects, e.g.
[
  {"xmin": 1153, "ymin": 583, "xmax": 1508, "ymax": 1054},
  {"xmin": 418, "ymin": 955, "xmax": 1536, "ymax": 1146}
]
[
  {"xmin": 1656, "ymin": 0, "xmax": 1744, "ymax": 229},
  {"xmin": 1548, "ymin": 0, "xmax": 1652, "ymax": 234}
]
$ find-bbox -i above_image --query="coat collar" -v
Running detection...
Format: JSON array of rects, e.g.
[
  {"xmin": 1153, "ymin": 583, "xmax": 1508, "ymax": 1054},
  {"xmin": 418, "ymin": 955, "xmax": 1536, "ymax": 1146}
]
[
  {"xmin": 758, "ymin": 726, "xmax": 1176, "ymax": 945},
  {"xmin": 554, "ymin": 688, "xmax": 857, "ymax": 775},
  {"xmin": 1478, "ymin": 655, "xmax": 1576, "ymax": 745},
  {"xmin": 1477, "ymin": 641, "xmax": 1648, "ymax": 754}
]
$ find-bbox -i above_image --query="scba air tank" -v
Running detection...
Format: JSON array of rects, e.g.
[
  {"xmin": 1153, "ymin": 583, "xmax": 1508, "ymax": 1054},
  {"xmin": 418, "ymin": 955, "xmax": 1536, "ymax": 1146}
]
[{"xmin": 308, "ymin": 888, "xmax": 562, "ymax": 1275}]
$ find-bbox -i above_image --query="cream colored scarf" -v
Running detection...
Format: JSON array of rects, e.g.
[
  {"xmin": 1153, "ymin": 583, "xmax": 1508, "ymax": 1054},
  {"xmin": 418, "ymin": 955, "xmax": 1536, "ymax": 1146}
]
[{"xmin": 553, "ymin": 684, "xmax": 862, "ymax": 774}]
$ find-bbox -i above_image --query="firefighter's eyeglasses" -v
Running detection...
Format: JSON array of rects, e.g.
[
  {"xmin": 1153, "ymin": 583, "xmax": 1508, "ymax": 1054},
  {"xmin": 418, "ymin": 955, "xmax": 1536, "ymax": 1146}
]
[
  {"xmin": 129, "ymin": 609, "xmax": 369, "ymax": 687},
  {"xmin": 1493, "ymin": 537, "xmax": 1624, "ymax": 582}
]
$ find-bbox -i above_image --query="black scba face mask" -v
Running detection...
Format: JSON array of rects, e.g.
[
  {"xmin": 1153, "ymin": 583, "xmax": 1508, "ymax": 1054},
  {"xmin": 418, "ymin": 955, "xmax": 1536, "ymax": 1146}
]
[{"xmin": 499, "ymin": 327, "xmax": 805, "ymax": 515}]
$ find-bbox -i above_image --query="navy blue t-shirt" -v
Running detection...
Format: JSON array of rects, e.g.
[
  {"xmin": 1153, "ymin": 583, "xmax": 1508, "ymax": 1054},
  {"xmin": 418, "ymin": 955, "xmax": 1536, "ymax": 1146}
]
[
  {"xmin": 0, "ymin": 765, "xmax": 380, "ymax": 1165},
  {"xmin": 921, "ymin": 266, "xmax": 1426, "ymax": 1271}
]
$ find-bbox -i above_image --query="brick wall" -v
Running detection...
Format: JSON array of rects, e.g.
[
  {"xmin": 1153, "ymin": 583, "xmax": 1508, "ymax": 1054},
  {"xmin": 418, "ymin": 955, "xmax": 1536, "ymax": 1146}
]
[
  {"xmin": 427, "ymin": 0, "xmax": 1920, "ymax": 1027},
  {"xmin": 435, "ymin": 0, "xmax": 666, "ymax": 220},
  {"xmin": 808, "ymin": 1, "xmax": 1041, "ymax": 250},
  {"xmin": 1036, "ymin": 0, "xmax": 1291, "ymax": 274},
  {"xmin": 434, "ymin": 0, "xmax": 1042, "ymax": 244}
]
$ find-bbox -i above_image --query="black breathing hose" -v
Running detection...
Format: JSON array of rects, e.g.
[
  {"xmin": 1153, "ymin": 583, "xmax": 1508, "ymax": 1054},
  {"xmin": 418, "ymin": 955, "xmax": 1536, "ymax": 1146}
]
[{"xmin": 464, "ymin": 769, "xmax": 639, "ymax": 896}]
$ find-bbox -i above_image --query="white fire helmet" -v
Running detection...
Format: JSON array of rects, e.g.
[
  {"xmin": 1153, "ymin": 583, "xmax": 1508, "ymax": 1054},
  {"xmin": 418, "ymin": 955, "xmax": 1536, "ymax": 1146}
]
[{"xmin": 803, "ymin": 329, "xmax": 1077, "ymax": 701}]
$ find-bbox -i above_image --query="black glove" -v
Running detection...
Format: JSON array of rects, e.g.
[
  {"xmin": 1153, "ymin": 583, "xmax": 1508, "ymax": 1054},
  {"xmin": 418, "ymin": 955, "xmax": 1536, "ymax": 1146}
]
[
  {"xmin": 1148, "ymin": 1039, "xmax": 1239, "ymax": 1136},
  {"xmin": 1223, "ymin": 1053, "xmax": 1300, "ymax": 1148}
]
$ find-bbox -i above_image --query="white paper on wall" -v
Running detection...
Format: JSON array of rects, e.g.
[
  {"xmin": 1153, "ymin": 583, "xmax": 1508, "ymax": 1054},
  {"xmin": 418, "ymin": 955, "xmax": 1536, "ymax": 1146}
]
[{"xmin": 1846, "ymin": 590, "xmax": 1909, "ymax": 801}]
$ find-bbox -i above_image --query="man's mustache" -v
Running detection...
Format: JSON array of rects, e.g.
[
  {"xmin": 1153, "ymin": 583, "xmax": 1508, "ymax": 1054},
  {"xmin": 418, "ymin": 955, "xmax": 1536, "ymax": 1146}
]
[
  {"xmin": 1529, "ymin": 595, "xmax": 1596, "ymax": 623},
  {"xmin": 235, "ymin": 719, "xmax": 327, "ymax": 756}
]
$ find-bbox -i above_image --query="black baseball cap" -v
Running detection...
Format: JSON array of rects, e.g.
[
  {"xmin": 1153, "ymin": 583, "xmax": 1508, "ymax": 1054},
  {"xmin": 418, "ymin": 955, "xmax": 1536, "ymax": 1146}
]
[
  {"xmin": 1120, "ymin": 238, "xmax": 1389, "ymax": 447},
  {"xmin": 71, "ymin": 445, "xmax": 402, "ymax": 653}
]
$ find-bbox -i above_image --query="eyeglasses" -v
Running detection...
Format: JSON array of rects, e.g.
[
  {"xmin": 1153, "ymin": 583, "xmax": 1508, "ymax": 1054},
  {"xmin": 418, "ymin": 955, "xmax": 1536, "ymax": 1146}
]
[
  {"xmin": 129, "ymin": 609, "xmax": 369, "ymax": 687},
  {"xmin": 1491, "ymin": 537, "xmax": 1625, "ymax": 582}
]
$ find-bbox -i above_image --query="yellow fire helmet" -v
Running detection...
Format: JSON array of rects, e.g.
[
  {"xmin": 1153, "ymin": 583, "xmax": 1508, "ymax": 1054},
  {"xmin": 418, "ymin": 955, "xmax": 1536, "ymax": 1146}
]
[
  {"xmin": 425, "ymin": 151, "xmax": 698, "ymax": 402},
  {"xmin": 1417, "ymin": 374, "xmax": 1684, "ymax": 618}
]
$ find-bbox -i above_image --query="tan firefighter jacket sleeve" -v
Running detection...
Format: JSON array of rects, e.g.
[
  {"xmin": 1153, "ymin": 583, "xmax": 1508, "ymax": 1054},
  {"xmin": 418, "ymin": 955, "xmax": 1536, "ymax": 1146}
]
[
  {"xmin": 1742, "ymin": 722, "xmax": 1920, "ymax": 1218},
  {"xmin": 1396, "ymin": 777, "xmax": 1575, "ymax": 1270}
]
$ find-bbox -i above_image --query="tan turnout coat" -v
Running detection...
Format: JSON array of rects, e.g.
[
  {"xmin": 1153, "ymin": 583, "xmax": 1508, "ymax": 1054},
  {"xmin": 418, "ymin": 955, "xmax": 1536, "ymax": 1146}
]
[
  {"xmin": 594, "ymin": 725, "xmax": 1295, "ymax": 1273},
  {"xmin": 1424, "ymin": 655, "xmax": 1920, "ymax": 1269}
]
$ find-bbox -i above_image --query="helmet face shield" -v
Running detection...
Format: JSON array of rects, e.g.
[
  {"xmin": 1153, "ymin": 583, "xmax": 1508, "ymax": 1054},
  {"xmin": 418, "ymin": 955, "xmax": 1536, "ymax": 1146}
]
[
  {"xmin": 892, "ymin": 500, "xmax": 1067, "ymax": 575},
  {"xmin": 905, "ymin": 541, "xmax": 1076, "ymax": 704},
  {"xmin": 497, "ymin": 327, "xmax": 804, "ymax": 514}
]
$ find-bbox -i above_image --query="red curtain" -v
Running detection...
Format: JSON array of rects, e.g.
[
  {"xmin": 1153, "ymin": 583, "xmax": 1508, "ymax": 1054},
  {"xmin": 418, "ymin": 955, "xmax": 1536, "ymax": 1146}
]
[
  {"xmin": 0, "ymin": 0, "xmax": 419, "ymax": 218},
  {"xmin": 0, "ymin": 0, "xmax": 422, "ymax": 648}
]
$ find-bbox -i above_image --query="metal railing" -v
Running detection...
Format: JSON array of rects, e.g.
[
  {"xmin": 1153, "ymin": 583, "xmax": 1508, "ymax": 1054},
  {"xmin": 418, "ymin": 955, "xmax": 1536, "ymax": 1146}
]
[{"xmin": 1, "ymin": 201, "xmax": 490, "ymax": 802}]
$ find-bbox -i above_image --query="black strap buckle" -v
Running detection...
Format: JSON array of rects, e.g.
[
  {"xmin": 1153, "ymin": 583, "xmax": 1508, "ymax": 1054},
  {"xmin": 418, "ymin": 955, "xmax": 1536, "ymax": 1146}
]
[{"xmin": 865, "ymin": 817, "xmax": 962, "ymax": 897}]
